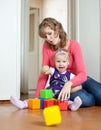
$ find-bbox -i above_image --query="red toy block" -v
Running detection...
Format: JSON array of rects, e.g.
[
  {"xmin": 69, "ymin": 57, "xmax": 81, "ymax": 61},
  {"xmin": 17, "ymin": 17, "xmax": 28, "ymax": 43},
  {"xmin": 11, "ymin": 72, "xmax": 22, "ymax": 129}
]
[
  {"xmin": 44, "ymin": 98, "xmax": 56, "ymax": 108},
  {"xmin": 57, "ymin": 100, "xmax": 68, "ymax": 111}
]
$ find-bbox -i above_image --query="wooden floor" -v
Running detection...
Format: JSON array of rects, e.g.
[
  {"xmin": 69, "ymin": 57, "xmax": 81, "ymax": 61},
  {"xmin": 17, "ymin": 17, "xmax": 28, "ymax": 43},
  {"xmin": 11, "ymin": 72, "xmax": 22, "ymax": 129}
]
[{"xmin": 0, "ymin": 99, "xmax": 101, "ymax": 130}]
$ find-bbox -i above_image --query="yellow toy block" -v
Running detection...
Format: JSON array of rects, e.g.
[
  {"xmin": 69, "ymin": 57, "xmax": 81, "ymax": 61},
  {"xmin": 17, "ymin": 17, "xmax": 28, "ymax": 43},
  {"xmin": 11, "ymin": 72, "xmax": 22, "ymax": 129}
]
[
  {"xmin": 28, "ymin": 99, "xmax": 40, "ymax": 109},
  {"xmin": 43, "ymin": 105, "xmax": 62, "ymax": 126}
]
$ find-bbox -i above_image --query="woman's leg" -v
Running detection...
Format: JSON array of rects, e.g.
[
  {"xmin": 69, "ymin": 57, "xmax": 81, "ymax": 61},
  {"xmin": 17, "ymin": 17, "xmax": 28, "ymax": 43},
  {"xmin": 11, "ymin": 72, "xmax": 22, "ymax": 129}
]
[
  {"xmin": 70, "ymin": 89, "xmax": 95, "ymax": 107},
  {"xmin": 82, "ymin": 76, "xmax": 101, "ymax": 105}
]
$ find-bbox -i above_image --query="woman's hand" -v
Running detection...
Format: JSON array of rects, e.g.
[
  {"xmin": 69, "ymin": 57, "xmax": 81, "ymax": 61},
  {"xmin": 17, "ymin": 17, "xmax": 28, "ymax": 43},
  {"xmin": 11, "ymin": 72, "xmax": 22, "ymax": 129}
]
[{"xmin": 58, "ymin": 81, "xmax": 73, "ymax": 101}]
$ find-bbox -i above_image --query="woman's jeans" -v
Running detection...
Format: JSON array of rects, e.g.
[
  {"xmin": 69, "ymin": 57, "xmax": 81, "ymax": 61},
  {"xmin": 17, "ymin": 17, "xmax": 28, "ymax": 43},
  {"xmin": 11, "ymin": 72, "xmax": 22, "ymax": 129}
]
[{"xmin": 70, "ymin": 76, "xmax": 101, "ymax": 107}]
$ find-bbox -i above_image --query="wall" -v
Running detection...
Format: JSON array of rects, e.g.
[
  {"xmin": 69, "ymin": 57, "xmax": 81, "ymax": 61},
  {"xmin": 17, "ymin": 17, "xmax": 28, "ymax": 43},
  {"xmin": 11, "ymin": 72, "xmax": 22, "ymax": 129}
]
[
  {"xmin": 42, "ymin": 0, "xmax": 67, "ymax": 33},
  {"xmin": 30, "ymin": 0, "xmax": 42, "ymax": 8},
  {"xmin": 0, "ymin": 0, "xmax": 21, "ymax": 99},
  {"xmin": 75, "ymin": 0, "xmax": 101, "ymax": 81}
]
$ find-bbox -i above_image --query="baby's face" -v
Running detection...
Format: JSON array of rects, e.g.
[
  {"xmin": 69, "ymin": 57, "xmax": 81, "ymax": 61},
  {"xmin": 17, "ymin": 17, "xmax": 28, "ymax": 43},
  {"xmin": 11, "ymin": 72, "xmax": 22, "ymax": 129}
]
[{"xmin": 55, "ymin": 54, "xmax": 69, "ymax": 73}]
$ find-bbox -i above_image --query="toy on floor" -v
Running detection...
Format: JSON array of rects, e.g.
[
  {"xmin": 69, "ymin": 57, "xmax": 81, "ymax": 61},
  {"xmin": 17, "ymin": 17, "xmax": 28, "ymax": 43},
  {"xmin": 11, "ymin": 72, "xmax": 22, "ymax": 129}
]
[
  {"xmin": 43, "ymin": 105, "xmax": 62, "ymax": 126},
  {"xmin": 28, "ymin": 99, "xmax": 40, "ymax": 109},
  {"xmin": 28, "ymin": 89, "xmax": 68, "ymax": 110},
  {"xmin": 40, "ymin": 89, "xmax": 53, "ymax": 99},
  {"xmin": 57, "ymin": 100, "xmax": 68, "ymax": 111}
]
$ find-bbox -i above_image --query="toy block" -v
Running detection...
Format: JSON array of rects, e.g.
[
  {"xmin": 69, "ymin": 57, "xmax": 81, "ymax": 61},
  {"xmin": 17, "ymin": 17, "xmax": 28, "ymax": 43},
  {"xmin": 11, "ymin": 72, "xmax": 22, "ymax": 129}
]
[
  {"xmin": 43, "ymin": 105, "xmax": 62, "ymax": 126},
  {"xmin": 40, "ymin": 98, "xmax": 44, "ymax": 109},
  {"xmin": 44, "ymin": 98, "xmax": 55, "ymax": 108},
  {"xmin": 57, "ymin": 100, "xmax": 68, "ymax": 111},
  {"xmin": 40, "ymin": 89, "xmax": 53, "ymax": 99},
  {"xmin": 28, "ymin": 99, "xmax": 40, "ymax": 109}
]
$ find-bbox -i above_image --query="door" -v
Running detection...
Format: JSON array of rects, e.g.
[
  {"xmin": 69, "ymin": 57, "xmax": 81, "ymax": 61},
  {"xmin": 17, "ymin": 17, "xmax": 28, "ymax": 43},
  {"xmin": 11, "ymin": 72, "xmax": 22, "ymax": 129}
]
[{"xmin": 0, "ymin": 0, "xmax": 21, "ymax": 100}]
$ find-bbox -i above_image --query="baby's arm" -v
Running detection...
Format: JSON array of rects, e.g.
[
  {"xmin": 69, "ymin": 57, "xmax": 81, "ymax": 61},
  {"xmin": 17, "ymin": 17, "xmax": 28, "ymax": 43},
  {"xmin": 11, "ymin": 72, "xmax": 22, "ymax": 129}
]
[{"xmin": 41, "ymin": 66, "xmax": 55, "ymax": 88}]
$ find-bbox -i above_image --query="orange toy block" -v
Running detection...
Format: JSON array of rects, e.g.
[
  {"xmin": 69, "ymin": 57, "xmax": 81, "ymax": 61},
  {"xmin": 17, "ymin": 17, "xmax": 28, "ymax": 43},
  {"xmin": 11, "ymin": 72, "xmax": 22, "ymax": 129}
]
[
  {"xmin": 28, "ymin": 99, "xmax": 40, "ymax": 109},
  {"xmin": 57, "ymin": 100, "xmax": 68, "ymax": 111},
  {"xmin": 43, "ymin": 105, "xmax": 62, "ymax": 126}
]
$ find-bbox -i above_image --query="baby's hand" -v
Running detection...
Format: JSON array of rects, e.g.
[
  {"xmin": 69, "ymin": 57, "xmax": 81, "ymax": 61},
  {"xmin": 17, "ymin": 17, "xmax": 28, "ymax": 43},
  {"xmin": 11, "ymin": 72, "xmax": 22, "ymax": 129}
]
[
  {"xmin": 41, "ymin": 65, "xmax": 50, "ymax": 74},
  {"xmin": 34, "ymin": 98, "xmax": 39, "ymax": 99},
  {"xmin": 58, "ymin": 81, "xmax": 72, "ymax": 101}
]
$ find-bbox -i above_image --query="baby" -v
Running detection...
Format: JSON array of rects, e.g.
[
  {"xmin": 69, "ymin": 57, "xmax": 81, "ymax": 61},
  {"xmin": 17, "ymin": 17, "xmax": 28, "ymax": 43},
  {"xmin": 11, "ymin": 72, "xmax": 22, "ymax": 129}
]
[{"xmin": 41, "ymin": 49, "xmax": 82, "ymax": 111}]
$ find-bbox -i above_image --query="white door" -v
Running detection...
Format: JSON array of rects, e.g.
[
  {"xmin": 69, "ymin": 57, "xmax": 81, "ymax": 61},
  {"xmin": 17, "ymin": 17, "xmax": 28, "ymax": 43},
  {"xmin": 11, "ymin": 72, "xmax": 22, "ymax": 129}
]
[{"xmin": 0, "ymin": 0, "xmax": 21, "ymax": 100}]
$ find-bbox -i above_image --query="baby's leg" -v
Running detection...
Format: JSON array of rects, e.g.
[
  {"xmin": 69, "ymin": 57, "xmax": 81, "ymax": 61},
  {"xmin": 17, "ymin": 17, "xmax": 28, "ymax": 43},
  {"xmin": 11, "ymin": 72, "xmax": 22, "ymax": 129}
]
[
  {"xmin": 10, "ymin": 96, "xmax": 28, "ymax": 109},
  {"xmin": 68, "ymin": 96, "xmax": 82, "ymax": 111}
]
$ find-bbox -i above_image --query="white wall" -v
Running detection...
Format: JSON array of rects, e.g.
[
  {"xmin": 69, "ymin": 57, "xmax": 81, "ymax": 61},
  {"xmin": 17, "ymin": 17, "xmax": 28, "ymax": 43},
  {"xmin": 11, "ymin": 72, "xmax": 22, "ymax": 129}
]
[
  {"xmin": 42, "ymin": 0, "xmax": 67, "ymax": 33},
  {"xmin": 30, "ymin": 0, "xmax": 42, "ymax": 8},
  {"xmin": 75, "ymin": 0, "xmax": 101, "ymax": 81},
  {"xmin": 0, "ymin": 0, "xmax": 21, "ymax": 99}
]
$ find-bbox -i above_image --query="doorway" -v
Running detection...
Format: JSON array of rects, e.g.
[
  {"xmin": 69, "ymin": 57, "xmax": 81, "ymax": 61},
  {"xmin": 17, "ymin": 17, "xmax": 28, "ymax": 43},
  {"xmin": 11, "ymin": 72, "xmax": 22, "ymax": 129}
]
[
  {"xmin": 28, "ymin": 8, "xmax": 39, "ymax": 93},
  {"xmin": 20, "ymin": 0, "xmax": 40, "ymax": 98}
]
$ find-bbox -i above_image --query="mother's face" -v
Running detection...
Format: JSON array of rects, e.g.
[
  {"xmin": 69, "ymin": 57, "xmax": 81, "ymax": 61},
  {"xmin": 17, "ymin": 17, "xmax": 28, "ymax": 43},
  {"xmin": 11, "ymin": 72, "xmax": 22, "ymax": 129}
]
[{"xmin": 44, "ymin": 27, "xmax": 60, "ymax": 45}]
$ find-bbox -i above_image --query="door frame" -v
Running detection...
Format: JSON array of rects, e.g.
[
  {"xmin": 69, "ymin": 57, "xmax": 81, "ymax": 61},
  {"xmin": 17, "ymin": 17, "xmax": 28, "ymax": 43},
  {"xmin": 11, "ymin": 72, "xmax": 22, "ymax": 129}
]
[{"xmin": 20, "ymin": 0, "xmax": 29, "ymax": 94}]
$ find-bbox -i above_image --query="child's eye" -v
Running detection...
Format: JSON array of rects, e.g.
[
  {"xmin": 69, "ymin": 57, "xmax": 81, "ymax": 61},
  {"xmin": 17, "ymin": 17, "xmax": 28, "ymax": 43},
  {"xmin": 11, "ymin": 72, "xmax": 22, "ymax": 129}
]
[
  {"xmin": 48, "ymin": 32, "xmax": 52, "ymax": 35},
  {"xmin": 63, "ymin": 61, "xmax": 67, "ymax": 63}
]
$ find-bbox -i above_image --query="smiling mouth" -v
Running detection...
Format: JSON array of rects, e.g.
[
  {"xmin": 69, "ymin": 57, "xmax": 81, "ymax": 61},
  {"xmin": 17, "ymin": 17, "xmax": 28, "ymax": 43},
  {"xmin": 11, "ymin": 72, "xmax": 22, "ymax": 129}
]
[{"xmin": 59, "ymin": 67, "xmax": 64, "ymax": 69}]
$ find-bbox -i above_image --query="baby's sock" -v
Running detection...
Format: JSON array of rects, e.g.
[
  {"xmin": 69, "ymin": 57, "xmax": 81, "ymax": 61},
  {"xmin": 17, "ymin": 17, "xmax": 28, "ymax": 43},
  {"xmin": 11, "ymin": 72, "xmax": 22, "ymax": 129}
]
[
  {"xmin": 10, "ymin": 96, "xmax": 28, "ymax": 109},
  {"xmin": 68, "ymin": 96, "xmax": 82, "ymax": 111}
]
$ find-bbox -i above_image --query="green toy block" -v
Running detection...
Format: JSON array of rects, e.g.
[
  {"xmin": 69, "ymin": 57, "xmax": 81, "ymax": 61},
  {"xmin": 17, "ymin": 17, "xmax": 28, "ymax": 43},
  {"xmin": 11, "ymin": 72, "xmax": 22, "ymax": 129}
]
[{"xmin": 40, "ymin": 89, "xmax": 53, "ymax": 99}]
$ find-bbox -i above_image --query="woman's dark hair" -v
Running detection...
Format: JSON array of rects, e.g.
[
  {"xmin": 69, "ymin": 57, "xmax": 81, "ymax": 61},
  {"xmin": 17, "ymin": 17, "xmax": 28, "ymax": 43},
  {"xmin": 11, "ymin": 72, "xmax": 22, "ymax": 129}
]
[{"xmin": 39, "ymin": 17, "xmax": 68, "ymax": 50}]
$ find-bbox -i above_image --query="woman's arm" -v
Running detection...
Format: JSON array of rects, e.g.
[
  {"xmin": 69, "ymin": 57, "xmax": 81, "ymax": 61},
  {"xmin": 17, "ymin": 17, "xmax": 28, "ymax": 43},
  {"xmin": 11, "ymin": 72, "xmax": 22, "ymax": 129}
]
[{"xmin": 68, "ymin": 40, "xmax": 87, "ymax": 87}]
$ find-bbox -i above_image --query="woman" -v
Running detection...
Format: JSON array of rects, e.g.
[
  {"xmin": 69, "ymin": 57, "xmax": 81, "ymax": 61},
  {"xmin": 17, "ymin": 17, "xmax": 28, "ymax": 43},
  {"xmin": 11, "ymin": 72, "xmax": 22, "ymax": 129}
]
[
  {"xmin": 34, "ymin": 17, "xmax": 101, "ymax": 107},
  {"xmin": 11, "ymin": 17, "xmax": 101, "ymax": 108}
]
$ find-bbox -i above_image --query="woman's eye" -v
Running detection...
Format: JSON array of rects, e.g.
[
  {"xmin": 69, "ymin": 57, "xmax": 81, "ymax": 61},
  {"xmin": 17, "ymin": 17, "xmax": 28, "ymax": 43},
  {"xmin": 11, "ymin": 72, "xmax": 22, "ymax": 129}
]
[{"xmin": 63, "ymin": 61, "xmax": 66, "ymax": 63}]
